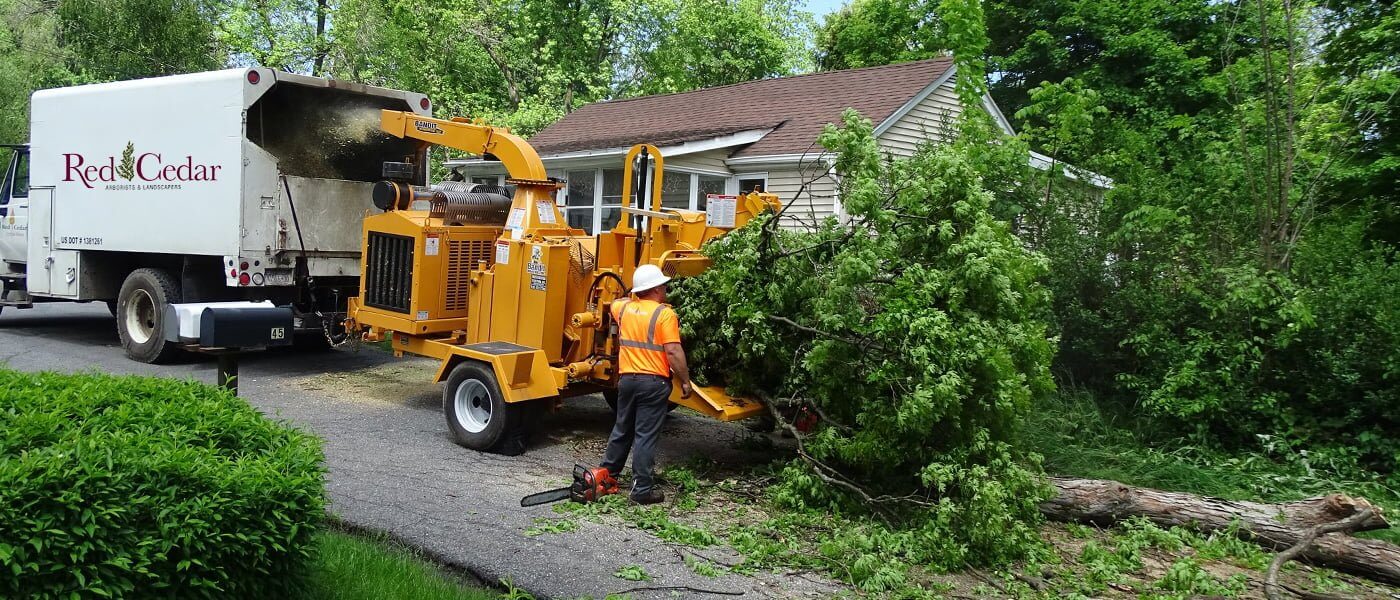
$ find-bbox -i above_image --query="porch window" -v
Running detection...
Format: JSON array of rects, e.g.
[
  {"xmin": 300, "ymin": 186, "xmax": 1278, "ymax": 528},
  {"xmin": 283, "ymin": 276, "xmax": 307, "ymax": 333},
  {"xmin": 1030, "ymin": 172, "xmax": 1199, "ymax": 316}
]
[
  {"xmin": 661, "ymin": 172, "xmax": 690, "ymax": 210},
  {"xmin": 600, "ymin": 169, "xmax": 626, "ymax": 232},
  {"xmin": 560, "ymin": 167, "xmax": 741, "ymax": 234},
  {"xmin": 564, "ymin": 170, "xmax": 596, "ymax": 231},
  {"xmin": 697, "ymin": 174, "xmax": 727, "ymax": 210}
]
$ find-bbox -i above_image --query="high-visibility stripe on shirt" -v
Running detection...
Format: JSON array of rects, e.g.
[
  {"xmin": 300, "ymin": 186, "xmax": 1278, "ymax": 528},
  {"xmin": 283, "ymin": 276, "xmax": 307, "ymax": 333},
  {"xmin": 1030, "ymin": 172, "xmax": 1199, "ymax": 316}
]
[{"xmin": 612, "ymin": 298, "xmax": 681, "ymax": 377}]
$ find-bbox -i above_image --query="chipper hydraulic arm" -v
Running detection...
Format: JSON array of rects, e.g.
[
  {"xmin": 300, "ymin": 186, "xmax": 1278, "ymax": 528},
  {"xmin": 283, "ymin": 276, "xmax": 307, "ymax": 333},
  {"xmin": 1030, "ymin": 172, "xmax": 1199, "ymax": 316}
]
[{"xmin": 345, "ymin": 110, "xmax": 781, "ymax": 454}]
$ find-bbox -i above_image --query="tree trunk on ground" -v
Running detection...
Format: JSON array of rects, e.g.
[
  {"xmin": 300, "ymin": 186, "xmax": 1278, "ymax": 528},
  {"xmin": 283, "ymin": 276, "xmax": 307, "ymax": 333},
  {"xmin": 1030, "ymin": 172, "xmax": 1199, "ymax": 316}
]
[{"xmin": 1042, "ymin": 477, "xmax": 1400, "ymax": 585}]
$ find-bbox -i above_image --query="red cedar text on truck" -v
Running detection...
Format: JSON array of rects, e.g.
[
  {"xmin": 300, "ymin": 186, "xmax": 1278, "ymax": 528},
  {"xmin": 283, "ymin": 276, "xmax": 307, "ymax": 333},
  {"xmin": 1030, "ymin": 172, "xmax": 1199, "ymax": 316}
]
[{"xmin": 62, "ymin": 153, "xmax": 222, "ymax": 189}]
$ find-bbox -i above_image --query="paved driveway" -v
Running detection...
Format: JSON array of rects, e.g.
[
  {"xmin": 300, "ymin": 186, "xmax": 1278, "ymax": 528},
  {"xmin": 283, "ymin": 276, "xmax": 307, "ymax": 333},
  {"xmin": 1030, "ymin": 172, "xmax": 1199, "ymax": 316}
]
[{"xmin": 0, "ymin": 303, "xmax": 841, "ymax": 599}]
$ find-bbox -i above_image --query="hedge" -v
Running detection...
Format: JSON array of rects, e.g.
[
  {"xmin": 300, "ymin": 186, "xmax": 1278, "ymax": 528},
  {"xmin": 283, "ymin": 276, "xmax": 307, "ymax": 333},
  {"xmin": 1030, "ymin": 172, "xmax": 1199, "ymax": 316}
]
[{"xmin": 0, "ymin": 369, "xmax": 326, "ymax": 598}]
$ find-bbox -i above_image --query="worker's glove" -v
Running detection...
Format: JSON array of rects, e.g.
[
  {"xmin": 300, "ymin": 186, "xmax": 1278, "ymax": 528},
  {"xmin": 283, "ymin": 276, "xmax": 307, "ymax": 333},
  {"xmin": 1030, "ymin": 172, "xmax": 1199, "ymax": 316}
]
[{"xmin": 680, "ymin": 381, "xmax": 693, "ymax": 399}]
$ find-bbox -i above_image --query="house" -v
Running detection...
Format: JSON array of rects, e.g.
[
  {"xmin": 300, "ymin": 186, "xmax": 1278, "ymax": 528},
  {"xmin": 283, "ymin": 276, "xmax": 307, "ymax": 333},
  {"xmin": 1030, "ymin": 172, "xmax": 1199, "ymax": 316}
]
[{"xmin": 448, "ymin": 57, "xmax": 1098, "ymax": 233}]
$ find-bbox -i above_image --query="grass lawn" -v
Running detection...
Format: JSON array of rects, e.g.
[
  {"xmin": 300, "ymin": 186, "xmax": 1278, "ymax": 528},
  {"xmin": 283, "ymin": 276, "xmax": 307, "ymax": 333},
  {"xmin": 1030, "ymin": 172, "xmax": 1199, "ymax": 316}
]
[{"xmin": 302, "ymin": 530, "xmax": 498, "ymax": 600}]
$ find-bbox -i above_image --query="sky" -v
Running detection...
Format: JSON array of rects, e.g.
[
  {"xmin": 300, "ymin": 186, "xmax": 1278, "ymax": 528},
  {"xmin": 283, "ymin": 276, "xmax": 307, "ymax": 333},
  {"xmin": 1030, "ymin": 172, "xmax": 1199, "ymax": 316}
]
[{"xmin": 803, "ymin": 0, "xmax": 848, "ymax": 17}]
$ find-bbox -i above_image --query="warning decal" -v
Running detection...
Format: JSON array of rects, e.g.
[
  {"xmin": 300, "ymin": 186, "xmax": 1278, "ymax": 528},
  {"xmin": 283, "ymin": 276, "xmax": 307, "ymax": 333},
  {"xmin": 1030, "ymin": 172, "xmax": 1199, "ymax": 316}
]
[{"xmin": 536, "ymin": 201, "xmax": 557, "ymax": 225}]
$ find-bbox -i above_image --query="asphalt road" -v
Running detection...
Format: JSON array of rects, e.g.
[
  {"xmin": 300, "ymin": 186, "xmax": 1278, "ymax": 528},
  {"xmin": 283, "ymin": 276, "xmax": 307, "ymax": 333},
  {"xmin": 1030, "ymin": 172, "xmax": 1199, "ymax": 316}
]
[{"xmin": 0, "ymin": 302, "xmax": 842, "ymax": 599}]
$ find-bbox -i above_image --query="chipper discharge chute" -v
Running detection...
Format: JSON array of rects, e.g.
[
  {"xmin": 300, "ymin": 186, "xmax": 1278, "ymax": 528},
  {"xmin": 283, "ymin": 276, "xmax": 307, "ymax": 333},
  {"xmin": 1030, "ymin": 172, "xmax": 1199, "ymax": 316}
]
[{"xmin": 345, "ymin": 110, "xmax": 781, "ymax": 454}]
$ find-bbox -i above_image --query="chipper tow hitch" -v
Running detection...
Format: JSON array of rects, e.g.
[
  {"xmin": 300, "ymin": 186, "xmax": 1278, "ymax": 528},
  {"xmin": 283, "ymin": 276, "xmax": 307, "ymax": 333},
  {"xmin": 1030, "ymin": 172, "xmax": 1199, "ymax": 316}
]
[{"xmin": 519, "ymin": 465, "xmax": 619, "ymax": 507}]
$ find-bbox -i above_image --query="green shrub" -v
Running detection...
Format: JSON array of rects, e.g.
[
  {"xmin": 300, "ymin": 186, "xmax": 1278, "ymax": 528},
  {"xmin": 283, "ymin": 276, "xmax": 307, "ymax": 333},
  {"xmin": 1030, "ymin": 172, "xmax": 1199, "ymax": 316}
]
[{"xmin": 0, "ymin": 369, "xmax": 326, "ymax": 598}]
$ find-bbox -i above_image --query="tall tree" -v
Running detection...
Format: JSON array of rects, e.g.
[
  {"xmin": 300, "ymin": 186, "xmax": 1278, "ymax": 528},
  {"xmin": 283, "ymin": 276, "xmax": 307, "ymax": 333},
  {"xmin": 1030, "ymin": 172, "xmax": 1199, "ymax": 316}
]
[
  {"xmin": 616, "ymin": 0, "xmax": 813, "ymax": 96},
  {"xmin": 56, "ymin": 0, "xmax": 223, "ymax": 81},
  {"xmin": 217, "ymin": 0, "xmax": 332, "ymax": 75},
  {"xmin": 815, "ymin": 0, "xmax": 941, "ymax": 71}
]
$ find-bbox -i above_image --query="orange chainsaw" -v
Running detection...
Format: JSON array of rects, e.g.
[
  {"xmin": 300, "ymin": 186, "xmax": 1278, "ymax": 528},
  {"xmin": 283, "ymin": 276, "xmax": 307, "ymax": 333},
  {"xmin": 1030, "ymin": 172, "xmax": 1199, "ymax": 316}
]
[{"xmin": 520, "ymin": 464, "xmax": 619, "ymax": 507}]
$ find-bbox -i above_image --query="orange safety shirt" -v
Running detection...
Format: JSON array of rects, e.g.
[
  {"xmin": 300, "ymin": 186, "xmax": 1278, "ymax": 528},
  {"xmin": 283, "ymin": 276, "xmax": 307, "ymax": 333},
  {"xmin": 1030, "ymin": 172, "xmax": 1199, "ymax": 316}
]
[{"xmin": 612, "ymin": 298, "xmax": 681, "ymax": 377}]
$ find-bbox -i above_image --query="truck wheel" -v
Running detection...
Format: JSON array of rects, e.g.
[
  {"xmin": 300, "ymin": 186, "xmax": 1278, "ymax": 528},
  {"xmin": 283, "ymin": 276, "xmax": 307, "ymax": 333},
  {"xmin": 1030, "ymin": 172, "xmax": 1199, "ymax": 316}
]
[
  {"xmin": 116, "ymin": 268, "xmax": 181, "ymax": 364},
  {"xmin": 443, "ymin": 361, "xmax": 533, "ymax": 455}
]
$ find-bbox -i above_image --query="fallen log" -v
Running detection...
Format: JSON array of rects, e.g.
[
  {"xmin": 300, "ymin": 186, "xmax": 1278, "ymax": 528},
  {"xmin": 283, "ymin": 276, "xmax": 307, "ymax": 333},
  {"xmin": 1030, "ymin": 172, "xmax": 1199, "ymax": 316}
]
[{"xmin": 1041, "ymin": 477, "xmax": 1400, "ymax": 585}]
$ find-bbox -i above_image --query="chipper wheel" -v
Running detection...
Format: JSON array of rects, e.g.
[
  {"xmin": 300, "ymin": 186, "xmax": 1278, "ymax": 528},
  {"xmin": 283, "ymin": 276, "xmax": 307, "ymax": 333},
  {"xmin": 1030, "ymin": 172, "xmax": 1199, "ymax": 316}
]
[{"xmin": 443, "ymin": 361, "xmax": 536, "ymax": 455}]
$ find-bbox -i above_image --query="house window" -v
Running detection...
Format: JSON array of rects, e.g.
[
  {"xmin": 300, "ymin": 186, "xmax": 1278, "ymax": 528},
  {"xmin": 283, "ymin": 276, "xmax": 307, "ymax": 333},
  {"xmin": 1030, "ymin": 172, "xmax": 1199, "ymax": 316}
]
[
  {"xmin": 660, "ymin": 171, "xmax": 690, "ymax": 210},
  {"xmin": 736, "ymin": 174, "xmax": 767, "ymax": 194},
  {"xmin": 565, "ymin": 170, "xmax": 596, "ymax": 231},
  {"xmin": 600, "ymin": 168, "xmax": 625, "ymax": 232},
  {"xmin": 697, "ymin": 174, "xmax": 726, "ymax": 211},
  {"xmin": 470, "ymin": 175, "xmax": 501, "ymax": 187},
  {"xmin": 558, "ymin": 167, "xmax": 737, "ymax": 234}
]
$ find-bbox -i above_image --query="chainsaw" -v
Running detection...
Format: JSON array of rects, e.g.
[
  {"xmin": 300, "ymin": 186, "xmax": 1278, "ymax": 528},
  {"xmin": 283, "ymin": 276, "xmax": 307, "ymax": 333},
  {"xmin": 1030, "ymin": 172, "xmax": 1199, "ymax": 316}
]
[{"xmin": 520, "ymin": 464, "xmax": 619, "ymax": 507}]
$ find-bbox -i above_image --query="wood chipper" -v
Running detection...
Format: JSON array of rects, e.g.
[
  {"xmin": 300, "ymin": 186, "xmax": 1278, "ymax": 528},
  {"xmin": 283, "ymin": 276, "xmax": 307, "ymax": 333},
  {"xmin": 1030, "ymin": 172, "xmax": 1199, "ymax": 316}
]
[{"xmin": 345, "ymin": 110, "xmax": 780, "ymax": 454}]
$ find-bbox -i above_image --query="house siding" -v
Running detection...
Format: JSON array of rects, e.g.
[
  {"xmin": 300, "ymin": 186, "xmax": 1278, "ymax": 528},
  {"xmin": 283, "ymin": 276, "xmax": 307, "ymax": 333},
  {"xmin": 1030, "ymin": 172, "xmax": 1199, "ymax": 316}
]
[
  {"xmin": 876, "ymin": 78, "xmax": 962, "ymax": 158},
  {"xmin": 766, "ymin": 165, "xmax": 839, "ymax": 229},
  {"xmin": 666, "ymin": 149, "xmax": 731, "ymax": 174}
]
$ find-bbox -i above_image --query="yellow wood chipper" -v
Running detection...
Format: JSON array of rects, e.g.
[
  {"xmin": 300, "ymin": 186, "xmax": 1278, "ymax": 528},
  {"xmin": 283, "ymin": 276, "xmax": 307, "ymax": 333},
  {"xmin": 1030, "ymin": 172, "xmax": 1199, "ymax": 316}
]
[{"xmin": 345, "ymin": 110, "xmax": 779, "ymax": 454}]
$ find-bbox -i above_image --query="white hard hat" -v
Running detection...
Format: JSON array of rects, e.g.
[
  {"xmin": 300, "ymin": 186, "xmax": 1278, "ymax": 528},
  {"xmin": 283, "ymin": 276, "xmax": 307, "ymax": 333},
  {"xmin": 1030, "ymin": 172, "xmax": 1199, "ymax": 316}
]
[{"xmin": 631, "ymin": 264, "xmax": 671, "ymax": 293}]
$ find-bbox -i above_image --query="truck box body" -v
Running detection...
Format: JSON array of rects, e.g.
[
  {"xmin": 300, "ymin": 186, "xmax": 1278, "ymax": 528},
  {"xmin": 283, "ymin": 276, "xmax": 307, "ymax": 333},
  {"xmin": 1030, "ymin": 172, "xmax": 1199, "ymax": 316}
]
[{"xmin": 22, "ymin": 68, "xmax": 429, "ymax": 299}]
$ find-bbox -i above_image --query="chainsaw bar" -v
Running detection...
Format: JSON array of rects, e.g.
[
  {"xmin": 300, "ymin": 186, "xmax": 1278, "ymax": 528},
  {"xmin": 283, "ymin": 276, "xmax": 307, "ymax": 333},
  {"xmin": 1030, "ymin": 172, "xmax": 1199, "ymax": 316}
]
[{"xmin": 520, "ymin": 487, "xmax": 572, "ymax": 507}]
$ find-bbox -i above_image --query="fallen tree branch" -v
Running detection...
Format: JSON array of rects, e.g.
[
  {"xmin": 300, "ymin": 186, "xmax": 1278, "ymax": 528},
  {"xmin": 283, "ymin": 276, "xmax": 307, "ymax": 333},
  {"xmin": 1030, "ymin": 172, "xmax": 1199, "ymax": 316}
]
[
  {"xmin": 1042, "ymin": 477, "xmax": 1398, "ymax": 585},
  {"xmin": 759, "ymin": 393, "xmax": 933, "ymax": 515},
  {"xmin": 766, "ymin": 314, "xmax": 889, "ymax": 353},
  {"xmin": 1265, "ymin": 508, "xmax": 1375, "ymax": 600}
]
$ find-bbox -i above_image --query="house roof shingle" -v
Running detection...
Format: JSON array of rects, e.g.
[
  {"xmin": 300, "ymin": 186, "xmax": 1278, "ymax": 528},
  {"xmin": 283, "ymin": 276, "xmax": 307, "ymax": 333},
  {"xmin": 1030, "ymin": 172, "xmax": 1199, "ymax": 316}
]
[{"xmin": 527, "ymin": 57, "xmax": 955, "ymax": 159}]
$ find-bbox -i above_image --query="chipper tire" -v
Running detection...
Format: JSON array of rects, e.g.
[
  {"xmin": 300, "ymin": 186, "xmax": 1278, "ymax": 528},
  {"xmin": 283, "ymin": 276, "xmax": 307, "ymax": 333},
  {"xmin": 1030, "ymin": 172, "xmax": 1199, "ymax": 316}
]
[
  {"xmin": 444, "ymin": 361, "xmax": 534, "ymax": 455},
  {"xmin": 115, "ymin": 268, "xmax": 182, "ymax": 364}
]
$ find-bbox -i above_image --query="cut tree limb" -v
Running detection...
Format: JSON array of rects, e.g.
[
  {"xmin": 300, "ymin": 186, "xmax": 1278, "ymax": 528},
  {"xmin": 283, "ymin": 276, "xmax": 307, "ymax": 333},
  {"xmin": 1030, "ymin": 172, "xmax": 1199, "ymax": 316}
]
[
  {"xmin": 1041, "ymin": 477, "xmax": 1400, "ymax": 585},
  {"xmin": 1265, "ymin": 508, "xmax": 1374, "ymax": 600}
]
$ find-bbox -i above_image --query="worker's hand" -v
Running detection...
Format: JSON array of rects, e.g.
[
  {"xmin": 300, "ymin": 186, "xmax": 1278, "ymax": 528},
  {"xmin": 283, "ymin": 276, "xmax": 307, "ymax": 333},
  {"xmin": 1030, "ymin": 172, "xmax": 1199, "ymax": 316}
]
[{"xmin": 680, "ymin": 381, "xmax": 693, "ymax": 399}]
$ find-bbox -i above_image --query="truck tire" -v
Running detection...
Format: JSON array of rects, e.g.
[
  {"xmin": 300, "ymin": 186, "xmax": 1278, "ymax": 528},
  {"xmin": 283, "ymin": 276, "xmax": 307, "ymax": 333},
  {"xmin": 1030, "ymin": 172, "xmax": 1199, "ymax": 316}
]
[
  {"xmin": 116, "ymin": 268, "xmax": 182, "ymax": 364},
  {"xmin": 443, "ymin": 361, "xmax": 534, "ymax": 455}
]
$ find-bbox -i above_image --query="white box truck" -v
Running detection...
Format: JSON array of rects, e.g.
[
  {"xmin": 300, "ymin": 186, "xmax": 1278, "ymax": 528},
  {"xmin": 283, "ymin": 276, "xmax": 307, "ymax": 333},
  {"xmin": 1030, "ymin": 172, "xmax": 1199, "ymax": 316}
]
[{"xmin": 0, "ymin": 68, "xmax": 431, "ymax": 362}]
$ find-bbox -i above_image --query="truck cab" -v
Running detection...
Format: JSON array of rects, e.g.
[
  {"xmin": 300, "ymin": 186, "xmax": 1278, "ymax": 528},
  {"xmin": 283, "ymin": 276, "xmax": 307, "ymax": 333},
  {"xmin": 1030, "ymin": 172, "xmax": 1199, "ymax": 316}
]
[{"xmin": 0, "ymin": 144, "xmax": 29, "ymax": 311}]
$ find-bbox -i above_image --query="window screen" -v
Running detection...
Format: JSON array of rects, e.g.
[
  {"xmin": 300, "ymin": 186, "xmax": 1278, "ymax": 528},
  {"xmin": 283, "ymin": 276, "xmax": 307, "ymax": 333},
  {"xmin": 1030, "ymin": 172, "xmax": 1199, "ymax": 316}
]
[
  {"xmin": 661, "ymin": 172, "xmax": 690, "ymax": 210},
  {"xmin": 697, "ymin": 175, "xmax": 726, "ymax": 211},
  {"xmin": 601, "ymin": 169, "xmax": 625, "ymax": 231},
  {"xmin": 565, "ymin": 170, "xmax": 596, "ymax": 232}
]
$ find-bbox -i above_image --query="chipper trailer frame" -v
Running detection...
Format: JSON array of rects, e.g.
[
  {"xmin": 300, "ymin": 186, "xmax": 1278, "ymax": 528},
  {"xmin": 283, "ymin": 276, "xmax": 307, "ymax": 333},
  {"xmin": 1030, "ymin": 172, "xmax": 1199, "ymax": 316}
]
[{"xmin": 345, "ymin": 110, "xmax": 780, "ymax": 454}]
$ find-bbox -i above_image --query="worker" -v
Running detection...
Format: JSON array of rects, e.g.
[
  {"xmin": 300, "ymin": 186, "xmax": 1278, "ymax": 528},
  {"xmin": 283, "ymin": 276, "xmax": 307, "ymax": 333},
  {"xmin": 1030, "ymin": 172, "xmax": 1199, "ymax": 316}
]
[{"xmin": 601, "ymin": 263, "xmax": 693, "ymax": 505}]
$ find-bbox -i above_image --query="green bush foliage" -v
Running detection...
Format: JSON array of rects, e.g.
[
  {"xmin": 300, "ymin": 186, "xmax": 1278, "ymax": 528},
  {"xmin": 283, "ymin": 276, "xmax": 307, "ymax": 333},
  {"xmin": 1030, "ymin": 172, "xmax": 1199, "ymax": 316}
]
[
  {"xmin": 978, "ymin": 0, "xmax": 1400, "ymax": 475},
  {"xmin": 0, "ymin": 369, "xmax": 326, "ymax": 598},
  {"xmin": 673, "ymin": 110, "xmax": 1054, "ymax": 568}
]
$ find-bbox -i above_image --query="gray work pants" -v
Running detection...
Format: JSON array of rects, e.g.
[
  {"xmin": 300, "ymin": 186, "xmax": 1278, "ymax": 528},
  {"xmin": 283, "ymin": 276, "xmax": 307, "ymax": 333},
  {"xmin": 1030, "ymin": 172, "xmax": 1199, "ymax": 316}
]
[{"xmin": 601, "ymin": 374, "xmax": 672, "ymax": 495}]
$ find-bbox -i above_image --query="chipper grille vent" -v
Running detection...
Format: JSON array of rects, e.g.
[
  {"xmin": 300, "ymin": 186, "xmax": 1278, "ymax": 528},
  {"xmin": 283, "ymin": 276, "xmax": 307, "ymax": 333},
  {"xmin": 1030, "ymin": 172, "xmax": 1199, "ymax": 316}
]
[
  {"xmin": 365, "ymin": 232, "xmax": 414, "ymax": 313},
  {"xmin": 445, "ymin": 239, "xmax": 495, "ymax": 311}
]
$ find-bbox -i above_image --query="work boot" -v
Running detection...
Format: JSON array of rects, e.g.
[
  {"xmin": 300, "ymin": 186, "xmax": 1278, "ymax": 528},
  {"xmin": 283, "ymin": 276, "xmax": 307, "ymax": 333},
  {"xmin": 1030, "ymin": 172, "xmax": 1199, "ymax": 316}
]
[{"xmin": 630, "ymin": 489, "xmax": 665, "ymax": 505}]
